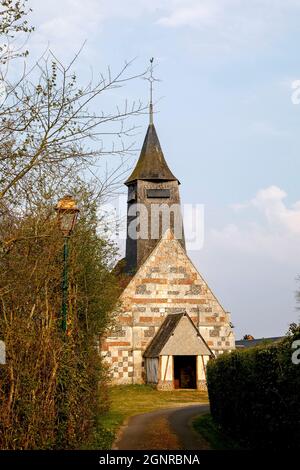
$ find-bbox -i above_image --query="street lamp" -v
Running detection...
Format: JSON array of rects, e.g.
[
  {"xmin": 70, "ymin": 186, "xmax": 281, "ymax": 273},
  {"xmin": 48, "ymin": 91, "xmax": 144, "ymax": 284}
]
[{"xmin": 55, "ymin": 195, "xmax": 79, "ymax": 333}]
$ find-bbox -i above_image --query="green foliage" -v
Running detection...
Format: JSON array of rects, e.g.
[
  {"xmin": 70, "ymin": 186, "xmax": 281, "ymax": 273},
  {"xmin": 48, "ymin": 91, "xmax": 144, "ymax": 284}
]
[
  {"xmin": 207, "ymin": 331, "xmax": 300, "ymax": 449},
  {"xmin": 0, "ymin": 196, "xmax": 120, "ymax": 449},
  {"xmin": 0, "ymin": 0, "xmax": 140, "ymax": 452},
  {"xmin": 193, "ymin": 414, "xmax": 244, "ymax": 450}
]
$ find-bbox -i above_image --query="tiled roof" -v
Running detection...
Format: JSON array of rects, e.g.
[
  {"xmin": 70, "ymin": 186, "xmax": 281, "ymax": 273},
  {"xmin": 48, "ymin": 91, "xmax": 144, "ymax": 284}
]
[
  {"xmin": 235, "ymin": 337, "xmax": 283, "ymax": 349},
  {"xmin": 144, "ymin": 312, "xmax": 213, "ymax": 358}
]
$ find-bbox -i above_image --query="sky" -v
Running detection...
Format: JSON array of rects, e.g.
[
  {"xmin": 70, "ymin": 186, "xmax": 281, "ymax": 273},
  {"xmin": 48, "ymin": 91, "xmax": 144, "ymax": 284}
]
[{"xmin": 25, "ymin": 0, "xmax": 300, "ymax": 338}]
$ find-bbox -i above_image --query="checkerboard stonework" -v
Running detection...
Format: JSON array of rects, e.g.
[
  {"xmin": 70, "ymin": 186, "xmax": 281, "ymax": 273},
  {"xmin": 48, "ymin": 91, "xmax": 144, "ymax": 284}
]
[
  {"xmin": 110, "ymin": 349, "xmax": 134, "ymax": 380},
  {"xmin": 101, "ymin": 230, "xmax": 235, "ymax": 388}
]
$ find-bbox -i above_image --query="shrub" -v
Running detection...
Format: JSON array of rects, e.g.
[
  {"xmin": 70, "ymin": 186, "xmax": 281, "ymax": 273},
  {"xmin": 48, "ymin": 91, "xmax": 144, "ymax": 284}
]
[
  {"xmin": 207, "ymin": 332, "xmax": 300, "ymax": 449},
  {"xmin": 0, "ymin": 199, "xmax": 120, "ymax": 449}
]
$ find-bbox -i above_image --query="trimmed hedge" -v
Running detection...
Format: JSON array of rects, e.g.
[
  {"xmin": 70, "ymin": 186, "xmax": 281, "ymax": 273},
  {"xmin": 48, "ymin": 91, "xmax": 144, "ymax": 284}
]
[{"xmin": 207, "ymin": 334, "xmax": 300, "ymax": 449}]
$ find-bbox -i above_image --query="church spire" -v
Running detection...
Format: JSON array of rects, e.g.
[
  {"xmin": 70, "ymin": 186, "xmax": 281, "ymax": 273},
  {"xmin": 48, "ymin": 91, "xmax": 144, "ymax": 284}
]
[
  {"xmin": 124, "ymin": 60, "xmax": 185, "ymax": 273},
  {"xmin": 124, "ymin": 124, "xmax": 178, "ymax": 185},
  {"xmin": 125, "ymin": 59, "xmax": 178, "ymax": 186}
]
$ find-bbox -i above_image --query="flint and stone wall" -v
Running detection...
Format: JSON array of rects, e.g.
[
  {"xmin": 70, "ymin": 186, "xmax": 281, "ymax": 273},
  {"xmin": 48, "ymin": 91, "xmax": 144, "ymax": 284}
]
[{"xmin": 101, "ymin": 232, "xmax": 235, "ymax": 386}]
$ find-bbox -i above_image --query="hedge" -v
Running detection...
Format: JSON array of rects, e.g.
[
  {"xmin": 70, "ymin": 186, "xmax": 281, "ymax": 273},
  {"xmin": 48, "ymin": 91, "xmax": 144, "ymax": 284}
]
[{"xmin": 207, "ymin": 333, "xmax": 300, "ymax": 449}]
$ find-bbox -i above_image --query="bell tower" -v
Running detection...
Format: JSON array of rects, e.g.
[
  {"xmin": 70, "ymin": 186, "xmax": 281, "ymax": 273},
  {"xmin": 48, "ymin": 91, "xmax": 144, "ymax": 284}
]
[{"xmin": 124, "ymin": 60, "xmax": 185, "ymax": 273}]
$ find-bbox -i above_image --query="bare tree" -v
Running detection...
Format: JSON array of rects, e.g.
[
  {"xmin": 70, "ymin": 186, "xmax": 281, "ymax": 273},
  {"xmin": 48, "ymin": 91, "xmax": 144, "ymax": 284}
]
[
  {"xmin": 0, "ymin": 1, "xmax": 147, "ymax": 246},
  {"xmin": 0, "ymin": 53, "xmax": 146, "ymax": 203}
]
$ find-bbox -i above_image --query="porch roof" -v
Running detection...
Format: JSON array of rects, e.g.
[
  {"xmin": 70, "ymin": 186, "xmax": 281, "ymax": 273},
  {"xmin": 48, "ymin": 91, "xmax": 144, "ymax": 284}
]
[{"xmin": 143, "ymin": 312, "xmax": 213, "ymax": 358}]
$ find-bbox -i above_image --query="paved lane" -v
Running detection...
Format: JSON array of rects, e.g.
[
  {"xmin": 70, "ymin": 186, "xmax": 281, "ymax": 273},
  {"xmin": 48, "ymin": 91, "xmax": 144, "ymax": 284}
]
[{"xmin": 113, "ymin": 403, "xmax": 210, "ymax": 450}]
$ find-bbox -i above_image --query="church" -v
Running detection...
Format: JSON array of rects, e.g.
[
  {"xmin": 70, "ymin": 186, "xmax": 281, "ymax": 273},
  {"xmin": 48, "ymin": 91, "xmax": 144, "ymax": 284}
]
[{"xmin": 101, "ymin": 83, "xmax": 235, "ymax": 390}]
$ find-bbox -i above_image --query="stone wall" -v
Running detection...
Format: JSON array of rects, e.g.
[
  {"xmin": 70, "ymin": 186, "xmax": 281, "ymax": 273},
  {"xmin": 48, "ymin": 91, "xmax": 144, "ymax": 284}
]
[{"xmin": 101, "ymin": 230, "xmax": 235, "ymax": 385}]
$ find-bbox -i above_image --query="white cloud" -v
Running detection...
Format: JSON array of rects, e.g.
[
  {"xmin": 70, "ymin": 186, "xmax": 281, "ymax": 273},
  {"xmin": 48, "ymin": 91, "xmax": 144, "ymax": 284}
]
[
  {"xmin": 157, "ymin": 2, "xmax": 219, "ymax": 28},
  {"xmin": 156, "ymin": 0, "xmax": 300, "ymax": 55},
  {"xmin": 29, "ymin": 0, "xmax": 104, "ymax": 57},
  {"xmin": 249, "ymin": 121, "xmax": 289, "ymax": 138},
  {"xmin": 211, "ymin": 186, "xmax": 300, "ymax": 263},
  {"xmin": 195, "ymin": 186, "xmax": 300, "ymax": 338},
  {"xmin": 250, "ymin": 186, "xmax": 300, "ymax": 235},
  {"xmin": 27, "ymin": 0, "xmax": 300, "ymax": 59},
  {"xmin": 157, "ymin": 0, "xmax": 300, "ymax": 29}
]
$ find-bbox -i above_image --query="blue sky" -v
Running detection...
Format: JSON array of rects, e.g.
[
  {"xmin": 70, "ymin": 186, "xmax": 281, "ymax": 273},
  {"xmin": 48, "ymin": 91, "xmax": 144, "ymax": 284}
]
[{"xmin": 27, "ymin": 0, "xmax": 300, "ymax": 338}]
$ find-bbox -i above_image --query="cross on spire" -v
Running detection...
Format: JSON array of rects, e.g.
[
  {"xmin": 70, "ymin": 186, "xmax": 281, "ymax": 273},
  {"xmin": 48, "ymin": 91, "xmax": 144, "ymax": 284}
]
[{"xmin": 144, "ymin": 57, "xmax": 160, "ymax": 125}]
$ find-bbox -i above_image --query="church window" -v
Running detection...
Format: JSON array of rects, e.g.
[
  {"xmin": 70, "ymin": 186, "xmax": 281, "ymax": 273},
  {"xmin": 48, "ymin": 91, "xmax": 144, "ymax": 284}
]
[{"xmin": 146, "ymin": 189, "xmax": 170, "ymax": 198}]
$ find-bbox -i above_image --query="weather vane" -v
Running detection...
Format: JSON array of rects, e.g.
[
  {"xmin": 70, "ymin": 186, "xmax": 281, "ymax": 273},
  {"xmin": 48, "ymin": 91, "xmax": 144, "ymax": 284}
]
[{"xmin": 144, "ymin": 58, "xmax": 160, "ymax": 125}]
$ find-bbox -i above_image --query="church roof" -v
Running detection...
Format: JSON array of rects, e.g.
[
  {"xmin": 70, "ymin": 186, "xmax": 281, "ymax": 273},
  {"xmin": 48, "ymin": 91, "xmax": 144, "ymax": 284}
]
[
  {"xmin": 143, "ymin": 312, "xmax": 213, "ymax": 358},
  {"xmin": 125, "ymin": 123, "xmax": 178, "ymax": 185},
  {"xmin": 144, "ymin": 313, "xmax": 182, "ymax": 358},
  {"xmin": 235, "ymin": 337, "xmax": 283, "ymax": 349}
]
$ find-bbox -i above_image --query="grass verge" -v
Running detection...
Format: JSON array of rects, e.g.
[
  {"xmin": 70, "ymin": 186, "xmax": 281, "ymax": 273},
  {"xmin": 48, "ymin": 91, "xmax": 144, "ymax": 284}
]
[
  {"xmin": 93, "ymin": 384, "xmax": 209, "ymax": 449},
  {"xmin": 193, "ymin": 414, "xmax": 245, "ymax": 450}
]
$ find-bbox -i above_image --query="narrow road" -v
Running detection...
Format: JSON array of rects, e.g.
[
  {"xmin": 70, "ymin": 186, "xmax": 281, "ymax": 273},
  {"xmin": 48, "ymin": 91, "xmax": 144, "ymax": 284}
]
[{"xmin": 113, "ymin": 404, "xmax": 210, "ymax": 450}]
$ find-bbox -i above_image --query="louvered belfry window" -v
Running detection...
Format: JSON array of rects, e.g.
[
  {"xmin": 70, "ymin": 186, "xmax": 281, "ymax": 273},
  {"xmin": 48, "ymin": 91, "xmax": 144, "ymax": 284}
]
[{"xmin": 146, "ymin": 189, "xmax": 170, "ymax": 198}]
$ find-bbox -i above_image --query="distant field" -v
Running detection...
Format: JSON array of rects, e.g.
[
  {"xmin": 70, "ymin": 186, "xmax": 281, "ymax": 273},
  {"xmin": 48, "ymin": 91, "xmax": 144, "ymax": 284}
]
[{"xmin": 94, "ymin": 385, "xmax": 208, "ymax": 449}]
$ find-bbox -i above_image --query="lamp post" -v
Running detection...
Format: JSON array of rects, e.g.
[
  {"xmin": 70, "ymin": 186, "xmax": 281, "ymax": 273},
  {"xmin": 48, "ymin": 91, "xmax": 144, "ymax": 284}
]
[{"xmin": 55, "ymin": 195, "xmax": 79, "ymax": 333}]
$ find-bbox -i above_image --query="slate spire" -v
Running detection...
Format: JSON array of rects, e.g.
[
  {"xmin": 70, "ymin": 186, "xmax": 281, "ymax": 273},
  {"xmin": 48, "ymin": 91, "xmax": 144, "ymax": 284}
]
[
  {"xmin": 125, "ymin": 123, "xmax": 178, "ymax": 185},
  {"xmin": 125, "ymin": 59, "xmax": 178, "ymax": 185}
]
